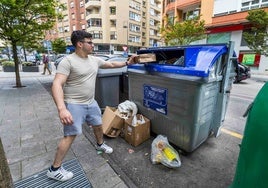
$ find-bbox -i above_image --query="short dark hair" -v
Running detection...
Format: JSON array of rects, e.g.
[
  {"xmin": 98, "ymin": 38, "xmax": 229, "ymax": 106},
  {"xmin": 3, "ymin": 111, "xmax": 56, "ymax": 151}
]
[{"xmin": 71, "ymin": 30, "xmax": 92, "ymax": 47}]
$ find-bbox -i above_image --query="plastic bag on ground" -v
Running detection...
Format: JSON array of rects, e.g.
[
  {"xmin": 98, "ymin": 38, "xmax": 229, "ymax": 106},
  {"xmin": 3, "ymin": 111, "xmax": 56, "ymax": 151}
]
[{"xmin": 151, "ymin": 135, "xmax": 181, "ymax": 168}]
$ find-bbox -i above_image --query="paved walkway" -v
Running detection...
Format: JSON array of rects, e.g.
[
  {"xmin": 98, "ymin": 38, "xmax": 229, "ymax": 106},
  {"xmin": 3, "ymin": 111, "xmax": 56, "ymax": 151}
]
[{"xmin": 0, "ymin": 71, "xmax": 128, "ymax": 188}]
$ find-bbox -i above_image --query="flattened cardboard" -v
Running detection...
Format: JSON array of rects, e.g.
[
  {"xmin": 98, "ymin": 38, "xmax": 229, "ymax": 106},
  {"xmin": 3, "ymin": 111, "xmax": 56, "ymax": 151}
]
[
  {"xmin": 124, "ymin": 114, "xmax": 150, "ymax": 146},
  {"xmin": 102, "ymin": 106, "xmax": 124, "ymax": 137},
  {"xmin": 135, "ymin": 53, "xmax": 156, "ymax": 63}
]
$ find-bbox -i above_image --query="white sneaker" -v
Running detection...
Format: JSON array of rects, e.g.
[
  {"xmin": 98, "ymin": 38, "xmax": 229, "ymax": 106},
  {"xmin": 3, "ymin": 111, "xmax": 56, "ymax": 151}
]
[
  {"xmin": 96, "ymin": 142, "xmax": 113, "ymax": 154},
  {"xmin": 47, "ymin": 166, "xmax": 73, "ymax": 182}
]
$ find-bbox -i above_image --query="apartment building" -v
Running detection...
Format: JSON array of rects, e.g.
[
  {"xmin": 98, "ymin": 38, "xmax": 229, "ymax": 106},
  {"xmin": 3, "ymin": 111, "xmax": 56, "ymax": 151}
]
[
  {"xmin": 45, "ymin": 0, "xmax": 162, "ymax": 54},
  {"xmin": 162, "ymin": 0, "xmax": 268, "ymax": 72},
  {"xmin": 45, "ymin": 0, "xmax": 89, "ymax": 52}
]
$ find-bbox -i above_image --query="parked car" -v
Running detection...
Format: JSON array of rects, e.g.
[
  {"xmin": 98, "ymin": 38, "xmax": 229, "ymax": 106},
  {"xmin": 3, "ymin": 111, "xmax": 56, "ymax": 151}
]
[
  {"xmin": 234, "ymin": 62, "xmax": 251, "ymax": 83},
  {"xmin": 94, "ymin": 54, "xmax": 126, "ymax": 61},
  {"xmin": 54, "ymin": 54, "xmax": 66, "ymax": 69},
  {"xmin": 106, "ymin": 56, "xmax": 128, "ymax": 62}
]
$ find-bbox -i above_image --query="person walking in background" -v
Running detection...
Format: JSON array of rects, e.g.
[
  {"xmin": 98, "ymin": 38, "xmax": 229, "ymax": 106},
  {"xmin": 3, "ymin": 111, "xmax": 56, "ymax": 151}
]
[
  {"xmin": 46, "ymin": 30, "xmax": 137, "ymax": 182},
  {"xmin": 42, "ymin": 53, "xmax": 51, "ymax": 75}
]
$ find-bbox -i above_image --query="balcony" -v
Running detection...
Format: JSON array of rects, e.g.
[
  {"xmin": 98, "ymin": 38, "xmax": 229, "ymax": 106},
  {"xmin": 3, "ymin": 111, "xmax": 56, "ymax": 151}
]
[
  {"xmin": 85, "ymin": 0, "xmax": 101, "ymax": 9},
  {"xmin": 166, "ymin": 0, "xmax": 201, "ymax": 12},
  {"xmin": 176, "ymin": 0, "xmax": 201, "ymax": 9},
  {"xmin": 210, "ymin": 11, "xmax": 249, "ymax": 27}
]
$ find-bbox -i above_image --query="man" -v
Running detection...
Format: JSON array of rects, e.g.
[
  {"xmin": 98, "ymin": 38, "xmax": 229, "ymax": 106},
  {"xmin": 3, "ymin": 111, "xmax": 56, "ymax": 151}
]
[
  {"xmin": 47, "ymin": 30, "xmax": 137, "ymax": 181},
  {"xmin": 42, "ymin": 53, "xmax": 52, "ymax": 75}
]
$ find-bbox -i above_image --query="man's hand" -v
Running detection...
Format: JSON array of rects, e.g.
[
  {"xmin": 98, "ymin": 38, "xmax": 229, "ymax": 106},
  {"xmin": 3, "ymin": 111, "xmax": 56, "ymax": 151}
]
[
  {"xmin": 58, "ymin": 108, "xmax": 73, "ymax": 125},
  {"xmin": 127, "ymin": 55, "xmax": 138, "ymax": 65}
]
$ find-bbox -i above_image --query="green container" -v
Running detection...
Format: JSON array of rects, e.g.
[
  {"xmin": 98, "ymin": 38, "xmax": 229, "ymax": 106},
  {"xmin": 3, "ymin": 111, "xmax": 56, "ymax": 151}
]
[{"xmin": 230, "ymin": 82, "xmax": 268, "ymax": 188}]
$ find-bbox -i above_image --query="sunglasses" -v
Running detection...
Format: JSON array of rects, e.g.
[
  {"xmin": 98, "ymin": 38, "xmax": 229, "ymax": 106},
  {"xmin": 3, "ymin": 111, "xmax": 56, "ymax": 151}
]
[{"xmin": 80, "ymin": 41, "xmax": 94, "ymax": 45}]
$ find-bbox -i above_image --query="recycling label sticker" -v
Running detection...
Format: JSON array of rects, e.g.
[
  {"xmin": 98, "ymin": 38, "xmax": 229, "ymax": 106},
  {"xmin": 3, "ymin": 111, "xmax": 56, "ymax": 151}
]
[{"xmin": 143, "ymin": 84, "xmax": 168, "ymax": 115}]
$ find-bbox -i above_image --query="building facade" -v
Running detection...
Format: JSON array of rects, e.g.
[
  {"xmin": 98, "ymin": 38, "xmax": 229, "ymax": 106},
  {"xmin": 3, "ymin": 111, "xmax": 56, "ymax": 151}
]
[
  {"xmin": 45, "ymin": 0, "xmax": 162, "ymax": 55},
  {"xmin": 162, "ymin": 0, "xmax": 268, "ymax": 72}
]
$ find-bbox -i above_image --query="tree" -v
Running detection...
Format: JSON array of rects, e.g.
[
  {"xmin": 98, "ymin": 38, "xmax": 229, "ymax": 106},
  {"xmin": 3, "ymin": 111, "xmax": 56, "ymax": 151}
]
[
  {"xmin": 0, "ymin": 0, "xmax": 59, "ymax": 87},
  {"xmin": 161, "ymin": 15, "xmax": 206, "ymax": 46},
  {"xmin": 52, "ymin": 38, "xmax": 67, "ymax": 54},
  {"xmin": 243, "ymin": 9, "xmax": 268, "ymax": 56}
]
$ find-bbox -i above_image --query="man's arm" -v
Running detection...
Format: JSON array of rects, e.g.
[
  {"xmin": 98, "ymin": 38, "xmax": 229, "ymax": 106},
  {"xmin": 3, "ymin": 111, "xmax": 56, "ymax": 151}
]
[
  {"xmin": 52, "ymin": 73, "xmax": 73, "ymax": 125},
  {"xmin": 100, "ymin": 55, "xmax": 137, "ymax": 69}
]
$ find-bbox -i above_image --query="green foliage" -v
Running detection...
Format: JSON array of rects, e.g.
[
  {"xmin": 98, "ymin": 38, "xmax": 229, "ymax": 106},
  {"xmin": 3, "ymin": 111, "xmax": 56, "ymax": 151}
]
[
  {"xmin": 161, "ymin": 15, "xmax": 206, "ymax": 46},
  {"xmin": 2, "ymin": 61, "xmax": 14, "ymax": 67},
  {"xmin": 243, "ymin": 9, "xmax": 268, "ymax": 56},
  {"xmin": 0, "ymin": 0, "xmax": 58, "ymax": 44},
  {"xmin": 0, "ymin": 0, "xmax": 60, "ymax": 87},
  {"xmin": 52, "ymin": 38, "xmax": 67, "ymax": 54},
  {"xmin": 22, "ymin": 61, "xmax": 35, "ymax": 66}
]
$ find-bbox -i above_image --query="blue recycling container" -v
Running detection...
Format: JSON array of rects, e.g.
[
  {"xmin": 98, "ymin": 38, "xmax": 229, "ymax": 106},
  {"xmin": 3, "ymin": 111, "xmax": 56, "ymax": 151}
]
[{"xmin": 128, "ymin": 42, "xmax": 236, "ymax": 152}]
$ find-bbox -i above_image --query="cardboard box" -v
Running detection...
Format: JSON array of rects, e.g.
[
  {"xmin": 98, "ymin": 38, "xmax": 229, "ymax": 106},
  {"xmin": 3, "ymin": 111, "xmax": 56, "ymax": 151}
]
[
  {"xmin": 124, "ymin": 114, "xmax": 150, "ymax": 146},
  {"xmin": 102, "ymin": 106, "xmax": 125, "ymax": 137},
  {"xmin": 135, "ymin": 53, "xmax": 156, "ymax": 63}
]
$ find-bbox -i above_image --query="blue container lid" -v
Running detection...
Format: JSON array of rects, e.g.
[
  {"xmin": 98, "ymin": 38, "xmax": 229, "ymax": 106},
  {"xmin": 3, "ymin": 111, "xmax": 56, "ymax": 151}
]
[{"xmin": 129, "ymin": 44, "xmax": 228, "ymax": 77}]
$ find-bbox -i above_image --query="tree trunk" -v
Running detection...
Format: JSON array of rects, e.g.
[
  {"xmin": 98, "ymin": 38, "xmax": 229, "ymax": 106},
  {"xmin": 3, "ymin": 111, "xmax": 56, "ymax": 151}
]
[
  {"xmin": 0, "ymin": 138, "xmax": 13, "ymax": 188},
  {"xmin": 11, "ymin": 41, "xmax": 22, "ymax": 87}
]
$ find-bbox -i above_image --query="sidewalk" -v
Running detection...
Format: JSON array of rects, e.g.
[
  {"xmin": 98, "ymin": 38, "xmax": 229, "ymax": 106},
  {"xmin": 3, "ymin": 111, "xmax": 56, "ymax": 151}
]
[{"xmin": 0, "ymin": 71, "xmax": 128, "ymax": 188}]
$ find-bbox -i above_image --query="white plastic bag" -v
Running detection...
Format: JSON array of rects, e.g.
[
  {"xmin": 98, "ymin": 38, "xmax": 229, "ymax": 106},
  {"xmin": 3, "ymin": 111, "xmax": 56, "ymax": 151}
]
[
  {"xmin": 131, "ymin": 114, "xmax": 146, "ymax": 127},
  {"xmin": 151, "ymin": 135, "xmax": 181, "ymax": 168},
  {"xmin": 118, "ymin": 100, "xmax": 138, "ymax": 118}
]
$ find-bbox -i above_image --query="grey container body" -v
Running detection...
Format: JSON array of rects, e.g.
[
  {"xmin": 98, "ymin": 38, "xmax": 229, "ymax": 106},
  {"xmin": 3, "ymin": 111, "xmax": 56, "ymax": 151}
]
[
  {"xmin": 128, "ymin": 72, "xmax": 223, "ymax": 152},
  {"xmin": 128, "ymin": 42, "xmax": 236, "ymax": 152},
  {"xmin": 95, "ymin": 67, "xmax": 126, "ymax": 110}
]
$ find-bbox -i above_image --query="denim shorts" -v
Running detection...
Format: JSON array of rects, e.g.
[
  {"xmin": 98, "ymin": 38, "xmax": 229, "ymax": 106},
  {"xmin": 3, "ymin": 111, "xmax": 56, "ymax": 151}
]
[{"xmin": 63, "ymin": 100, "xmax": 102, "ymax": 136}]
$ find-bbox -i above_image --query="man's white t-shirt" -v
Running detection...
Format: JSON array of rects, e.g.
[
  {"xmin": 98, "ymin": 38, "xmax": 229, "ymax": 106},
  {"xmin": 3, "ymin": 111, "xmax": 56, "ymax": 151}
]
[{"xmin": 56, "ymin": 53, "xmax": 106, "ymax": 104}]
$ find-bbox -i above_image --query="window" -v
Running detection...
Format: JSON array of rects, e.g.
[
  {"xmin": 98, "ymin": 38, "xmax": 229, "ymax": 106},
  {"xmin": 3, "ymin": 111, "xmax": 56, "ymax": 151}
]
[
  {"xmin": 167, "ymin": 0, "xmax": 175, "ymax": 4},
  {"xmin": 167, "ymin": 12, "xmax": 175, "ymax": 24},
  {"xmin": 110, "ymin": 7, "xmax": 116, "ymax": 15},
  {"xmin": 81, "ymin": 13, "xmax": 85, "ymax": 20},
  {"xmin": 149, "ymin": 39, "xmax": 154, "ymax": 46},
  {"xmin": 71, "ymin": 13, "xmax": 75, "ymax": 19},
  {"xmin": 252, "ymin": 0, "xmax": 260, "ymax": 4},
  {"xmin": 58, "ymin": 27, "xmax": 64, "ymax": 33},
  {"xmin": 149, "ymin": 29, "xmax": 154, "ymax": 35},
  {"xmin": 150, "ymin": 8, "xmax": 155, "ymax": 16},
  {"xmin": 207, "ymin": 33, "xmax": 231, "ymax": 44},
  {"xmin": 142, "ymin": 11, "xmax": 146, "ymax": 17},
  {"xmin": 88, "ymin": 18, "xmax": 102, "ymax": 27},
  {"xmin": 64, "ymin": 26, "xmax": 69, "ymax": 32},
  {"xmin": 129, "ymin": 35, "xmax": 141, "ymax": 43},
  {"xmin": 150, "ymin": 0, "xmax": 155, "ymax": 6},
  {"xmin": 242, "ymin": 2, "xmax": 250, "ymax": 6},
  {"xmin": 70, "ymin": 2, "xmax": 74, "ymax": 8},
  {"xmin": 130, "ymin": 1, "xmax": 141, "ymax": 10},
  {"xmin": 129, "ymin": 23, "xmax": 141, "ymax": 32},
  {"xmin": 80, "ymin": 1, "xmax": 84, "ymax": 7},
  {"xmin": 92, "ymin": 31, "xmax": 103, "ymax": 39},
  {"xmin": 150, "ymin": 19, "xmax": 154, "ymax": 26},
  {"xmin": 110, "ymin": 20, "xmax": 116, "ymax": 27},
  {"xmin": 183, "ymin": 9, "xmax": 200, "ymax": 20},
  {"xmin": 129, "ymin": 11, "xmax": 141, "ymax": 21},
  {"xmin": 110, "ymin": 31, "xmax": 117, "ymax": 40}
]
